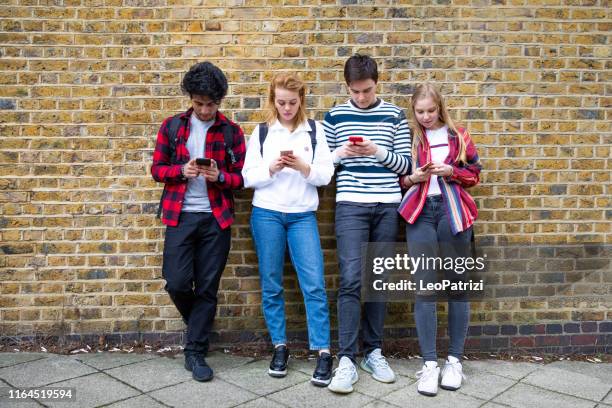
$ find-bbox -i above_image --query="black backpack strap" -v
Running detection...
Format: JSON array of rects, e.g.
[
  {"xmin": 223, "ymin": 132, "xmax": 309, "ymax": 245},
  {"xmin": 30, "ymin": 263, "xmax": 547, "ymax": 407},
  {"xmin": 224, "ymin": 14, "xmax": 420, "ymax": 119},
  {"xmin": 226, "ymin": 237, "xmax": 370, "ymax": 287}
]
[
  {"xmin": 257, "ymin": 120, "xmax": 316, "ymax": 162},
  {"xmin": 258, "ymin": 122, "xmax": 268, "ymax": 157},
  {"xmin": 307, "ymin": 119, "xmax": 317, "ymax": 163},
  {"xmin": 157, "ymin": 114, "xmax": 184, "ymax": 219},
  {"xmin": 167, "ymin": 114, "xmax": 183, "ymax": 165},
  {"xmin": 221, "ymin": 123, "xmax": 237, "ymax": 166}
]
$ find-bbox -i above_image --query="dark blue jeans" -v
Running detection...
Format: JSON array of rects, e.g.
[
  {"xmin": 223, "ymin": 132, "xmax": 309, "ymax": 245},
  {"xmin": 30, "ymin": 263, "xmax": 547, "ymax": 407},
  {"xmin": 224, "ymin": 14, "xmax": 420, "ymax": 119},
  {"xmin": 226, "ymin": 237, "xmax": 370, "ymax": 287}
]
[
  {"xmin": 335, "ymin": 202, "xmax": 399, "ymax": 362},
  {"xmin": 405, "ymin": 195, "xmax": 472, "ymax": 362},
  {"xmin": 162, "ymin": 212, "xmax": 231, "ymax": 356}
]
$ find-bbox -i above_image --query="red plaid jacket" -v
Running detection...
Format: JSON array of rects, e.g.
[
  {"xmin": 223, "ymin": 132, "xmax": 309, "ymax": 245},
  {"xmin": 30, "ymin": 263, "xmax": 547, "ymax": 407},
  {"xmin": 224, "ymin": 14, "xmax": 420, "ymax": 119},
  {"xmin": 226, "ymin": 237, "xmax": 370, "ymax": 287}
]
[{"xmin": 151, "ymin": 108, "xmax": 246, "ymax": 228}]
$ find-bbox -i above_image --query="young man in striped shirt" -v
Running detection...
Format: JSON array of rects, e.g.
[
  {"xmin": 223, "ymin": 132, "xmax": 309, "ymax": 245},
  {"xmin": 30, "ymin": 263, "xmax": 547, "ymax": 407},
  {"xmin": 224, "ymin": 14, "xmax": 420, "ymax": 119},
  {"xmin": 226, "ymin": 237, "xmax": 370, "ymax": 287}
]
[{"xmin": 323, "ymin": 54, "xmax": 412, "ymax": 394}]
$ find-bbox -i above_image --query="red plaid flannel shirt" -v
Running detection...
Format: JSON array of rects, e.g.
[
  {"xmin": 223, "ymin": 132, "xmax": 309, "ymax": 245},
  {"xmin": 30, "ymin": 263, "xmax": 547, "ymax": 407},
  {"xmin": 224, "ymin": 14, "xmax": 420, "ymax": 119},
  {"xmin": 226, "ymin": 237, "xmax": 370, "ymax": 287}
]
[{"xmin": 151, "ymin": 108, "xmax": 246, "ymax": 228}]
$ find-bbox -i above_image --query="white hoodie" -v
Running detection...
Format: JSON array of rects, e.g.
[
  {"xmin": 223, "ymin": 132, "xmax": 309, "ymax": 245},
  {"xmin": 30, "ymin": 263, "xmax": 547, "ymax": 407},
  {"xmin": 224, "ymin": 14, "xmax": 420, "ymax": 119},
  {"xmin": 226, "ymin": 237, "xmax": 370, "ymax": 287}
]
[{"xmin": 242, "ymin": 120, "xmax": 334, "ymax": 213}]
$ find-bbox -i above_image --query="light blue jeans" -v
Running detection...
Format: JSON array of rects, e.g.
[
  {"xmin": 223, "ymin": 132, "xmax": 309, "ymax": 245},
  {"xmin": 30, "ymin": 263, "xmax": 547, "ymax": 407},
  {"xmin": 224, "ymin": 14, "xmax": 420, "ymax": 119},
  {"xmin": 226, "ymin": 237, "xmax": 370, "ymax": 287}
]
[{"xmin": 250, "ymin": 206, "xmax": 331, "ymax": 350}]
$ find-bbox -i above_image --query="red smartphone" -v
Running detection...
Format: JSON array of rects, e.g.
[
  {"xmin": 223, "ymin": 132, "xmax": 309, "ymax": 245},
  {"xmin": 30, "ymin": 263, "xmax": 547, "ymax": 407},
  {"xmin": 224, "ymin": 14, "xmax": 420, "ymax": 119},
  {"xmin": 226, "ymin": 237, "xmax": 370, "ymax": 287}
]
[
  {"xmin": 196, "ymin": 158, "xmax": 211, "ymax": 166},
  {"xmin": 421, "ymin": 162, "xmax": 433, "ymax": 170},
  {"xmin": 349, "ymin": 136, "xmax": 364, "ymax": 144},
  {"xmin": 280, "ymin": 150, "xmax": 293, "ymax": 157}
]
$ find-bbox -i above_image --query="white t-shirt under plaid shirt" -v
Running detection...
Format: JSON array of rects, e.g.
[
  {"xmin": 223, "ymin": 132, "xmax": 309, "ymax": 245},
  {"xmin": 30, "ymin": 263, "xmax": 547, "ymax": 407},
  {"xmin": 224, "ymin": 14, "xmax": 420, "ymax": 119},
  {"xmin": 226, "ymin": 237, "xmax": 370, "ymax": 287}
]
[{"xmin": 426, "ymin": 125, "xmax": 450, "ymax": 196}]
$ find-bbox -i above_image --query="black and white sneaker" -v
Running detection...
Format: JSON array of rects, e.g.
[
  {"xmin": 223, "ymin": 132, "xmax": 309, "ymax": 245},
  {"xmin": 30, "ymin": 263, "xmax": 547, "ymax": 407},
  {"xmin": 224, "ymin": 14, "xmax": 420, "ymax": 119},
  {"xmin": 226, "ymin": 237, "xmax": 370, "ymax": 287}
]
[
  {"xmin": 268, "ymin": 345, "xmax": 289, "ymax": 378},
  {"xmin": 311, "ymin": 352, "xmax": 333, "ymax": 386}
]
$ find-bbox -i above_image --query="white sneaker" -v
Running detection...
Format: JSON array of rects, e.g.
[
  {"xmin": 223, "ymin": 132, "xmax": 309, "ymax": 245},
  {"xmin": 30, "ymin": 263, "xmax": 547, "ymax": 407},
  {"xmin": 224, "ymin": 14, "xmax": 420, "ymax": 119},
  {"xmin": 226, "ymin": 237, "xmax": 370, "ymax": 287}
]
[
  {"xmin": 359, "ymin": 348, "xmax": 396, "ymax": 383},
  {"xmin": 328, "ymin": 356, "xmax": 358, "ymax": 394},
  {"xmin": 416, "ymin": 361, "xmax": 440, "ymax": 397},
  {"xmin": 440, "ymin": 356, "xmax": 465, "ymax": 391}
]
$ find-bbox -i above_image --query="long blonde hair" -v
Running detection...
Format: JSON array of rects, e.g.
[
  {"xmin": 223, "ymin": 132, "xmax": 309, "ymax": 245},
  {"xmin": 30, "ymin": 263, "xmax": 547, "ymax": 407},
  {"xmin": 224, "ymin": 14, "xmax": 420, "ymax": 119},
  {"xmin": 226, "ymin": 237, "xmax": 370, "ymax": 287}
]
[
  {"xmin": 409, "ymin": 83, "xmax": 466, "ymax": 165},
  {"xmin": 265, "ymin": 73, "xmax": 307, "ymax": 131}
]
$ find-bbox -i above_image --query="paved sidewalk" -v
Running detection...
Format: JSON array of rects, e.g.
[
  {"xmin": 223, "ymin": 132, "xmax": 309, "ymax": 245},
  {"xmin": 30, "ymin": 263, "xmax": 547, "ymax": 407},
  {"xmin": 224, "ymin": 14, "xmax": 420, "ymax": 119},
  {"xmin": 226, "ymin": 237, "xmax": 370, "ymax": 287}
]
[{"xmin": 0, "ymin": 351, "xmax": 610, "ymax": 407}]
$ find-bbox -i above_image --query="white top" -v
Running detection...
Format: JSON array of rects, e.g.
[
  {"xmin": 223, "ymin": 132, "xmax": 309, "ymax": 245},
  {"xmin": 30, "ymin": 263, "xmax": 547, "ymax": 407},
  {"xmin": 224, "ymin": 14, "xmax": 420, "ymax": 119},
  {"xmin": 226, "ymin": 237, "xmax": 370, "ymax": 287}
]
[
  {"xmin": 242, "ymin": 120, "xmax": 334, "ymax": 213},
  {"xmin": 182, "ymin": 115, "xmax": 214, "ymax": 212},
  {"xmin": 425, "ymin": 125, "xmax": 449, "ymax": 196}
]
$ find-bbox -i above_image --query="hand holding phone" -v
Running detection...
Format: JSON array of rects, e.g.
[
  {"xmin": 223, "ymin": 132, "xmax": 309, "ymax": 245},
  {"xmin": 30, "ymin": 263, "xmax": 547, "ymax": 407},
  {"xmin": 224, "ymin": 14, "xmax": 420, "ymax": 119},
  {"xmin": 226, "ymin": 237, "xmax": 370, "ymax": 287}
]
[
  {"xmin": 420, "ymin": 162, "xmax": 433, "ymax": 171},
  {"xmin": 196, "ymin": 158, "xmax": 212, "ymax": 167},
  {"xmin": 349, "ymin": 136, "xmax": 364, "ymax": 144},
  {"xmin": 280, "ymin": 150, "xmax": 293, "ymax": 157}
]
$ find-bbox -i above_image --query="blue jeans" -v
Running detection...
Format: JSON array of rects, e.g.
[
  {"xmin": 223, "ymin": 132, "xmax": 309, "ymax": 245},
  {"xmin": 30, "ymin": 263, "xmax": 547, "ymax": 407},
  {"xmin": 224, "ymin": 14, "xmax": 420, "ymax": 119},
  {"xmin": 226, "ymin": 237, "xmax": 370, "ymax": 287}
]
[
  {"xmin": 405, "ymin": 195, "xmax": 472, "ymax": 362},
  {"xmin": 250, "ymin": 206, "xmax": 331, "ymax": 350},
  {"xmin": 335, "ymin": 202, "xmax": 399, "ymax": 361}
]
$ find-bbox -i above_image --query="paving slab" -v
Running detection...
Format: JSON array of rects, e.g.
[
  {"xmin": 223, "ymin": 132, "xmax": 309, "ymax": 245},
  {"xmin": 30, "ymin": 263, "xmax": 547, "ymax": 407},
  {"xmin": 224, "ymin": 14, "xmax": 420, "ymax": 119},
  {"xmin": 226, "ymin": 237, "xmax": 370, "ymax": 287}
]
[
  {"xmin": 353, "ymin": 370, "xmax": 415, "ymax": 399},
  {"xmin": 493, "ymin": 383, "xmax": 597, "ymax": 408},
  {"xmin": 0, "ymin": 355, "xmax": 96, "ymax": 388},
  {"xmin": 234, "ymin": 396, "xmax": 289, "ymax": 408},
  {"xmin": 105, "ymin": 394, "xmax": 167, "ymax": 408},
  {"xmin": 149, "ymin": 377, "xmax": 258, "ymax": 408},
  {"xmin": 604, "ymin": 391, "xmax": 612, "ymax": 405},
  {"xmin": 362, "ymin": 400, "xmax": 402, "ymax": 408},
  {"xmin": 73, "ymin": 352, "xmax": 158, "ymax": 370},
  {"xmin": 457, "ymin": 370, "xmax": 516, "ymax": 400},
  {"xmin": 547, "ymin": 360, "xmax": 612, "ymax": 384},
  {"xmin": 105, "ymin": 356, "xmax": 191, "ymax": 392},
  {"xmin": 204, "ymin": 351, "xmax": 255, "ymax": 373},
  {"xmin": 217, "ymin": 359, "xmax": 310, "ymax": 396},
  {"xmin": 0, "ymin": 381, "xmax": 42, "ymax": 408},
  {"xmin": 462, "ymin": 359, "xmax": 541, "ymax": 380},
  {"xmin": 522, "ymin": 365, "xmax": 610, "ymax": 401},
  {"xmin": 267, "ymin": 381, "xmax": 374, "ymax": 408},
  {"xmin": 388, "ymin": 357, "xmax": 426, "ymax": 379},
  {"xmin": 43, "ymin": 372, "xmax": 139, "ymax": 408},
  {"xmin": 286, "ymin": 356, "xmax": 323, "ymax": 377},
  {"xmin": 0, "ymin": 353, "xmax": 48, "ymax": 369},
  {"xmin": 382, "ymin": 384, "xmax": 485, "ymax": 408}
]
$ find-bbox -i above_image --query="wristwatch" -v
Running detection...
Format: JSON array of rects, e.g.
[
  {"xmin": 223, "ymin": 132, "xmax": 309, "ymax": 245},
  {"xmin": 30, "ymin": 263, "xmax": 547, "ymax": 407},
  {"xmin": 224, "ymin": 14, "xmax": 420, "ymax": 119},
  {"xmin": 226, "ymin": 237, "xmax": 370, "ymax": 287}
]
[{"xmin": 217, "ymin": 171, "xmax": 225, "ymax": 184}]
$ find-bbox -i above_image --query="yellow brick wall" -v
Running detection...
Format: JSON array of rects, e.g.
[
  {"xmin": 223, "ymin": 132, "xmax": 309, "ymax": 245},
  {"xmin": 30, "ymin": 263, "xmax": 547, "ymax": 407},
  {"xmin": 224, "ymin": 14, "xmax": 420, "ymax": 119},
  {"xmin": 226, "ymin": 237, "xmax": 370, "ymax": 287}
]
[{"xmin": 0, "ymin": 1, "xmax": 610, "ymax": 339}]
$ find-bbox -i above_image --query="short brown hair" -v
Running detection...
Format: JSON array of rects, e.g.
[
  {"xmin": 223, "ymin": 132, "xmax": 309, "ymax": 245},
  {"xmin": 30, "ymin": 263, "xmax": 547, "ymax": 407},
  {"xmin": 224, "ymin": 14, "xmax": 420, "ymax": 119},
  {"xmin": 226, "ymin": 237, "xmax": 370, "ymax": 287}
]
[{"xmin": 343, "ymin": 54, "xmax": 378, "ymax": 84}]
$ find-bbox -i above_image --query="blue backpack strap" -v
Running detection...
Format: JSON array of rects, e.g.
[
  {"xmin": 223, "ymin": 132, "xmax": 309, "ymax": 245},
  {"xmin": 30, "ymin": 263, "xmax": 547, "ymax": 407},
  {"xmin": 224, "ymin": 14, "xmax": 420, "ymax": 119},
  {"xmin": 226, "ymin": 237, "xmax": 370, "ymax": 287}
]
[
  {"xmin": 307, "ymin": 119, "xmax": 317, "ymax": 163},
  {"xmin": 258, "ymin": 122, "xmax": 268, "ymax": 157}
]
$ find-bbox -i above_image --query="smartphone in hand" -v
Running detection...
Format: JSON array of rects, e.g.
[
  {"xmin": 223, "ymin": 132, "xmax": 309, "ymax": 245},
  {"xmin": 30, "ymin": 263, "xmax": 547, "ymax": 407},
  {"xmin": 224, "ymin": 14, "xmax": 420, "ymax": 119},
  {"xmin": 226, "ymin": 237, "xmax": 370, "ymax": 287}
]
[
  {"xmin": 420, "ymin": 162, "xmax": 434, "ymax": 171},
  {"xmin": 348, "ymin": 136, "xmax": 364, "ymax": 144},
  {"xmin": 280, "ymin": 150, "xmax": 293, "ymax": 157},
  {"xmin": 196, "ymin": 158, "xmax": 212, "ymax": 167}
]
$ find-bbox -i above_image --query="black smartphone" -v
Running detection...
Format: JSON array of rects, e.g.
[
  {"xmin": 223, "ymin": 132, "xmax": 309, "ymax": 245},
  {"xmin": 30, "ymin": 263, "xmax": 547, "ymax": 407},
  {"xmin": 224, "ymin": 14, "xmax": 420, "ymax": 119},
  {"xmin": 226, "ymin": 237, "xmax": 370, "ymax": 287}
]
[{"xmin": 196, "ymin": 158, "xmax": 211, "ymax": 166}]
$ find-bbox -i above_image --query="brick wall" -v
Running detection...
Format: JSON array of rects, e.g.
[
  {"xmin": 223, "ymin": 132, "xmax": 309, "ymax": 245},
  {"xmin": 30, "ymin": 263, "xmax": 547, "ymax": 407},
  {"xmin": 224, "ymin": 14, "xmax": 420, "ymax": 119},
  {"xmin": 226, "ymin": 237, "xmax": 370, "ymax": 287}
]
[{"xmin": 0, "ymin": 1, "xmax": 610, "ymax": 353}]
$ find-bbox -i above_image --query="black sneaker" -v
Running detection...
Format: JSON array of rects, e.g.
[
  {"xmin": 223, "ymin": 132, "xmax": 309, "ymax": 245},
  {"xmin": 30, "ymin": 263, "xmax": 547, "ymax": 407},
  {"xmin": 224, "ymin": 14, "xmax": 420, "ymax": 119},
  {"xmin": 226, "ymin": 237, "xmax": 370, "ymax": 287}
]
[
  {"xmin": 185, "ymin": 354, "xmax": 213, "ymax": 382},
  {"xmin": 268, "ymin": 345, "xmax": 289, "ymax": 377},
  {"xmin": 311, "ymin": 352, "xmax": 333, "ymax": 386}
]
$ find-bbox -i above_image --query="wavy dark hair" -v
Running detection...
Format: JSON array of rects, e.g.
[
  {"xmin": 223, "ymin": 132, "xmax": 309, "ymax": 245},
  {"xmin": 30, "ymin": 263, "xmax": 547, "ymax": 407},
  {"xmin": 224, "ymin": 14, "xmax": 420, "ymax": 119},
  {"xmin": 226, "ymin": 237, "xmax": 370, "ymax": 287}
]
[
  {"xmin": 181, "ymin": 62, "xmax": 228, "ymax": 103},
  {"xmin": 343, "ymin": 53, "xmax": 378, "ymax": 84}
]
